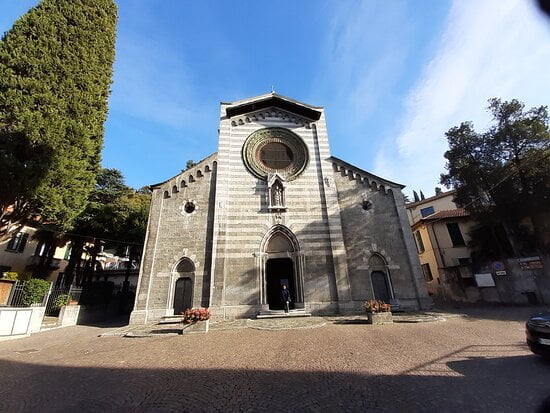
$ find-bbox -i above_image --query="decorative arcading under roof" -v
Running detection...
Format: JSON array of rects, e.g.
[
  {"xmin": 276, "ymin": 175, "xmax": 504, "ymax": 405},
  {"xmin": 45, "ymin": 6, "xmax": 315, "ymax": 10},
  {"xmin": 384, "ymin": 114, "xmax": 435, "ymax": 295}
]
[
  {"xmin": 330, "ymin": 158, "xmax": 404, "ymax": 195},
  {"xmin": 229, "ymin": 108, "xmax": 312, "ymax": 129}
]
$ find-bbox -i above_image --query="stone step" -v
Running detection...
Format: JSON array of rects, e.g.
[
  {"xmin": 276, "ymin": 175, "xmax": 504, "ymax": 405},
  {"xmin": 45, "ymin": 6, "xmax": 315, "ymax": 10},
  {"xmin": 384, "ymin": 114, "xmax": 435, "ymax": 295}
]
[
  {"xmin": 256, "ymin": 309, "xmax": 311, "ymax": 319},
  {"xmin": 158, "ymin": 315, "xmax": 184, "ymax": 325}
]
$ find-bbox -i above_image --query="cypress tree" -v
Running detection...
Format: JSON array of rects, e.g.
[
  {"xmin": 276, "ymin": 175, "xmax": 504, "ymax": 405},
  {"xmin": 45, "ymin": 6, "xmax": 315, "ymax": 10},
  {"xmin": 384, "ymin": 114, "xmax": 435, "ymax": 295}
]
[{"xmin": 0, "ymin": 0, "xmax": 117, "ymax": 237}]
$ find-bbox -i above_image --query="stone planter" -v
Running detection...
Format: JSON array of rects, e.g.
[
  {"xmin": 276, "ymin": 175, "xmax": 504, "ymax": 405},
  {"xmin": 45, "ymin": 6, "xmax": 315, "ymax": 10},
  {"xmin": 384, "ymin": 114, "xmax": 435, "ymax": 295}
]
[
  {"xmin": 367, "ymin": 312, "xmax": 393, "ymax": 325},
  {"xmin": 0, "ymin": 279, "xmax": 16, "ymax": 306},
  {"xmin": 58, "ymin": 305, "xmax": 81, "ymax": 327},
  {"xmin": 181, "ymin": 320, "xmax": 209, "ymax": 334}
]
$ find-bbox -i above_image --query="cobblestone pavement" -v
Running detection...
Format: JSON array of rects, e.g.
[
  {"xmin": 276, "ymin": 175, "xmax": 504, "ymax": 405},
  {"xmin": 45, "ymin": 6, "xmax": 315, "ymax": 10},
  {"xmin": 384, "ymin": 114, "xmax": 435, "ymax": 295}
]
[
  {"xmin": 0, "ymin": 306, "xmax": 549, "ymax": 412},
  {"xmin": 102, "ymin": 310, "xmax": 463, "ymax": 337}
]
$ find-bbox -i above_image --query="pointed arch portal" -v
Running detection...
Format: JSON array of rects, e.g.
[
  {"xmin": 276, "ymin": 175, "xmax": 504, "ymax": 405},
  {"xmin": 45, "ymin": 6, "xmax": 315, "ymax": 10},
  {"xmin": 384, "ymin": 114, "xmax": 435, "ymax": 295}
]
[
  {"xmin": 258, "ymin": 225, "xmax": 305, "ymax": 310},
  {"xmin": 172, "ymin": 257, "xmax": 195, "ymax": 315},
  {"xmin": 368, "ymin": 254, "xmax": 394, "ymax": 302}
]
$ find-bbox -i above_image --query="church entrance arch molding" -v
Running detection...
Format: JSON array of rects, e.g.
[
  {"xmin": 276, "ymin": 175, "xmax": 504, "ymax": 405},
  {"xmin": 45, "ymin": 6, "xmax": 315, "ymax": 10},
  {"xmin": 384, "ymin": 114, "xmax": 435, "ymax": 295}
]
[{"xmin": 257, "ymin": 225, "xmax": 305, "ymax": 309}]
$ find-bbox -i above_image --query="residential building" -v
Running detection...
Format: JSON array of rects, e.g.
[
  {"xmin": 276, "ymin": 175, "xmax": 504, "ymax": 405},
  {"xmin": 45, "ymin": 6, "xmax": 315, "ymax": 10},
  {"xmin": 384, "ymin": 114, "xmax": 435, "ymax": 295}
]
[{"xmin": 0, "ymin": 226, "xmax": 69, "ymax": 282}]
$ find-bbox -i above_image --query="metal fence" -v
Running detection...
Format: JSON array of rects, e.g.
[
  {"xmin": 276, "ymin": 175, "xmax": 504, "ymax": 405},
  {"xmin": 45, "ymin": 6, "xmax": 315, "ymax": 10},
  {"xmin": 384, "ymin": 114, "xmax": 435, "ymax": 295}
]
[
  {"xmin": 7, "ymin": 281, "xmax": 83, "ymax": 316},
  {"xmin": 7, "ymin": 280, "xmax": 50, "ymax": 308},
  {"xmin": 44, "ymin": 286, "xmax": 83, "ymax": 316}
]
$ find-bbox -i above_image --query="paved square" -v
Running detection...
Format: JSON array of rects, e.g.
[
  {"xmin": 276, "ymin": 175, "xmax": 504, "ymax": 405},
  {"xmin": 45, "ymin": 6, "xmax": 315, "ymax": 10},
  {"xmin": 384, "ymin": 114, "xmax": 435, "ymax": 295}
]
[{"xmin": 0, "ymin": 307, "xmax": 548, "ymax": 412}]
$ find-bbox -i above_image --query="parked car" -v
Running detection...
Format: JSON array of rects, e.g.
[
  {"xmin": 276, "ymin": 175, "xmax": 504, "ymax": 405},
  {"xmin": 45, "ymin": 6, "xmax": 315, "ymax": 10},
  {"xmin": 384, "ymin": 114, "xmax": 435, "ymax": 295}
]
[{"xmin": 526, "ymin": 312, "xmax": 550, "ymax": 358}]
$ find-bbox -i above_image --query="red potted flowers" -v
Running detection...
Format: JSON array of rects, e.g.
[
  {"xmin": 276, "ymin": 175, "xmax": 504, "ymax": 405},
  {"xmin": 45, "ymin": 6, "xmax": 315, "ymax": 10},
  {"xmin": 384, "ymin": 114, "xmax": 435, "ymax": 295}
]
[
  {"xmin": 181, "ymin": 308, "xmax": 211, "ymax": 334},
  {"xmin": 363, "ymin": 300, "xmax": 393, "ymax": 325}
]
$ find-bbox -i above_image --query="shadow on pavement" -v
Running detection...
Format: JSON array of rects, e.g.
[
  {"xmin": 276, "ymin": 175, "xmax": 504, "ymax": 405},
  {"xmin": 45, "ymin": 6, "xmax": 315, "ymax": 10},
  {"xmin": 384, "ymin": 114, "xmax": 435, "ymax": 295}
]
[
  {"xmin": 332, "ymin": 319, "xmax": 370, "ymax": 325},
  {"xmin": 77, "ymin": 313, "xmax": 130, "ymax": 328},
  {"xmin": 0, "ymin": 351, "xmax": 548, "ymax": 412}
]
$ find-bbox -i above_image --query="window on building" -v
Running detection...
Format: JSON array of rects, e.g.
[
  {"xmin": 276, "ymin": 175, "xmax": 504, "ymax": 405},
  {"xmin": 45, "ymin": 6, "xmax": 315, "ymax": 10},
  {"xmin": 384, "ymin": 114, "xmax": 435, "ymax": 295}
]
[
  {"xmin": 6, "ymin": 232, "xmax": 29, "ymax": 253},
  {"xmin": 34, "ymin": 241, "xmax": 48, "ymax": 257},
  {"xmin": 64, "ymin": 244, "xmax": 72, "ymax": 260},
  {"xmin": 446, "ymin": 223, "xmax": 465, "ymax": 246},
  {"xmin": 414, "ymin": 231, "xmax": 425, "ymax": 253},
  {"xmin": 420, "ymin": 206, "xmax": 435, "ymax": 217},
  {"xmin": 421, "ymin": 263, "xmax": 433, "ymax": 282}
]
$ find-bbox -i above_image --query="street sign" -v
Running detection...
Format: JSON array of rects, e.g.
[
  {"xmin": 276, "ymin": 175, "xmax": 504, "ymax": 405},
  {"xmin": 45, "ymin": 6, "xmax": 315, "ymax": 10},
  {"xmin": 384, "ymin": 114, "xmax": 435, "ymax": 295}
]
[
  {"xmin": 474, "ymin": 273, "xmax": 496, "ymax": 287},
  {"xmin": 492, "ymin": 261, "xmax": 506, "ymax": 271},
  {"xmin": 518, "ymin": 257, "xmax": 544, "ymax": 270}
]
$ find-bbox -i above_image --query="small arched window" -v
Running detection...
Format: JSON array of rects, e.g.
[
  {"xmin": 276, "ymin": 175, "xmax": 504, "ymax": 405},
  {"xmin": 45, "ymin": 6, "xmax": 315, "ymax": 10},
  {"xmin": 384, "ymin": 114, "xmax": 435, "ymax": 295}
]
[
  {"xmin": 163, "ymin": 190, "xmax": 170, "ymax": 199},
  {"xmin": 180, "ymin": 180, "xmax": 187, "ymax": 188},
  {"xmin": 197, "ymin": 170, "xmax": 203, "ymax": 178},
  {"xmin": 172, "ymin": 185, "xmax": 178, "ymax": 194},
  {"xmin": 189, "ymin": 175, "xmax": 195, "ymax": 183}
]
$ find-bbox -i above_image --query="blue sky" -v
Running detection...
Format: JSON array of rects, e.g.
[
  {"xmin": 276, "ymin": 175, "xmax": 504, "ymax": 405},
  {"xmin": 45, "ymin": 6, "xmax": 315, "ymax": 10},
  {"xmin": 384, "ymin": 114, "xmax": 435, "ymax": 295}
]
[{"xmin": 1, "ymin": 0, "xmax": 549, "ymax": 197}]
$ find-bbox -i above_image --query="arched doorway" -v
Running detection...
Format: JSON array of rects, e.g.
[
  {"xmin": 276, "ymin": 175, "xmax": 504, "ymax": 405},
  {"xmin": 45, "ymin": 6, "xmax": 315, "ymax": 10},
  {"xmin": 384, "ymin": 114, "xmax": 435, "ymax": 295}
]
[
  {"xmin": 173, "ymin": 258, "xmax": 195, "ymax": 315},
  {"xmin": 260, "ymin": 226, "xmax": 304, "ymax": 310},
  {"xmin": 369, "ymin": 254, "xmax": 394, "ymax": 302}
]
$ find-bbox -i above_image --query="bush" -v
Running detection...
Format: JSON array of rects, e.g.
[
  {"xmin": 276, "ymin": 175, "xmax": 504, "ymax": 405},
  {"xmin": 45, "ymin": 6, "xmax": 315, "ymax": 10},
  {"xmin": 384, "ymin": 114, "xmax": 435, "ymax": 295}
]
[
  {"xmin": 1, "ymin": 272, "xmax": 18, "ymax": 280},
  {"xmin": 182, "ymin": 308, "xmax": 210, "ymax": 324},
  {"xmin": 22, "ymin": 279, "xmax": 51, "ymax": 306},
  {"xmin": 53, "ymin": 294, "xmax": 71, "ymax": 309},
  {"xmin": 363, "ymin": 300, "xmax": 391, "ymax": 313}
]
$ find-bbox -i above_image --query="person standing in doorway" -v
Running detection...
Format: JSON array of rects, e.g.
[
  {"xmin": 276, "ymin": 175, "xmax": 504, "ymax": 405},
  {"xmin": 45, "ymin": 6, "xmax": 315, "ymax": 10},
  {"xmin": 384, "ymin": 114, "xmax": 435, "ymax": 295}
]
[{"xmin": 281, "ymin": 284, "xmax": 291, "ymax": 313}]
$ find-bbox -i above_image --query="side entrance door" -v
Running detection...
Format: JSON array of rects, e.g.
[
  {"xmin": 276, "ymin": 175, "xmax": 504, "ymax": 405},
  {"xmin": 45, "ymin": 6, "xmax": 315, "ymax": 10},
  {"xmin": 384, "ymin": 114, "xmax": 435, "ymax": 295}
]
[
  {"xmin": 371, "ymin": 271, "xmax": 391, "ymax": 303},
  {"xmin": 174, "ymin": 277, "xmax": 193, "ymax": 315}
]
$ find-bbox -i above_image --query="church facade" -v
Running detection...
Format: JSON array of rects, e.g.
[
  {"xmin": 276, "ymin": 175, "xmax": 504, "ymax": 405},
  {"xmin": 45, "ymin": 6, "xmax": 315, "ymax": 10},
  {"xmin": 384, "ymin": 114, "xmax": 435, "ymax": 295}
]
[{"xmin": 130, "ymin": 93, "xmax": 431, "ymax": 323}]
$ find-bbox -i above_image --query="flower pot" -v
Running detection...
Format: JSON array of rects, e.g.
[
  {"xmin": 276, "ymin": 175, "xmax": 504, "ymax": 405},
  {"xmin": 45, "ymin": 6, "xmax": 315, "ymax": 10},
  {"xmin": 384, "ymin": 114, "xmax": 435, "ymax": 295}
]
[
  {"xmin": 367, "ymin": 312, "xmax": 393, "ymax": 325},
  {"xmin": 181, "ymin": 319, "xmax": 209, "ymax": 334}
]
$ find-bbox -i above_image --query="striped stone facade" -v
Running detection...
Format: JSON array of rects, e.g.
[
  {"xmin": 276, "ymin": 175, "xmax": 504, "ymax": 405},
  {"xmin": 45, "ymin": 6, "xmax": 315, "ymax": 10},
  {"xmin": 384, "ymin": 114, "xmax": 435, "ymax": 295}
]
[{"xmin": 130, "ymin": 94, "xmax": 431, "ymax": 323}]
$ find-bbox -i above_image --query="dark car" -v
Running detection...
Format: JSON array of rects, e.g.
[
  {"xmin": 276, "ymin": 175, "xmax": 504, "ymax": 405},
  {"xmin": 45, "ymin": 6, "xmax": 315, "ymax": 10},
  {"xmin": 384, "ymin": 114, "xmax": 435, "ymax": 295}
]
[{"xmin": 526, "ymin": 312, "xmax": 550, "ymax": 358}]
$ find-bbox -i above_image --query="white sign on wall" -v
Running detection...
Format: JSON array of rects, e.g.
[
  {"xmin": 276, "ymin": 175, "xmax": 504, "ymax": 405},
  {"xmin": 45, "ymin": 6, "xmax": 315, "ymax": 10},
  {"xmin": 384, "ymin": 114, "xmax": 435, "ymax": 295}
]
[{"xmin": 474, "ymin": 273, "xmax": 496, "ymax": 287}]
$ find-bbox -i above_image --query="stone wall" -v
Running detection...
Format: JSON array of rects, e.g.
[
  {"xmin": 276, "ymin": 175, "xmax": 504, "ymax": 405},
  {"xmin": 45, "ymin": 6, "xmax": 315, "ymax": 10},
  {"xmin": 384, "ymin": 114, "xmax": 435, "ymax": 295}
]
[
  {"xmin": 331, "ymin": 162, "xmax": 431, "ymax": 311},
  {"xmin": 210, "ymin": 107, "xmax": 344, "ymax": 318},
  {"xmin": 130, "ymin": 155, "xmax": 217, "ymax": 323}
]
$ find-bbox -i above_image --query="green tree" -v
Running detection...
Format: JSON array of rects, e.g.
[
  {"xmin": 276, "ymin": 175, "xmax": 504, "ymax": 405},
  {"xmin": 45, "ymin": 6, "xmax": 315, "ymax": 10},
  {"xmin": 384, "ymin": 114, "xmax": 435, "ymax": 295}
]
[
  {"xmin": 92, "ymin": 168, "xmax": 130, "ymax": 203},
  {"xmin": 64, "ymin": 168, "xmax": 150, "ymax": 285},
  {"xmin": 441, "ymin": 98, "xmax": 550, "ymax": 256},
  {"xmin": 0, "ymin": 0, "xmax": 117, "ymax": 241}
]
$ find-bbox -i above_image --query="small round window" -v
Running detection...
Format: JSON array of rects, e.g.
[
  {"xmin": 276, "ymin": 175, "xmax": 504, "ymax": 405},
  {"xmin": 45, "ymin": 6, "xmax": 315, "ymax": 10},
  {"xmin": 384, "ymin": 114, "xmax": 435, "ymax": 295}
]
[
  {"xmin": 184, "ymin": 201, "xmax": 195, "ymax": 214},
  {"xmin": 259, "ymin": 142, "xmax": 294, "ymax": 169}
]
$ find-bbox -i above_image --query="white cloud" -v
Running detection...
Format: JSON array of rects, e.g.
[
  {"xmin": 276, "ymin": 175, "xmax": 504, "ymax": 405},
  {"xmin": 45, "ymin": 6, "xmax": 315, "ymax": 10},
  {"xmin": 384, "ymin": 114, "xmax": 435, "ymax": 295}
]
[
  {"xmin": 312, "ymin": 1, "xmax": 414, "ymax": 126},
  {"xmin": 375, "ymin": 0, "xmax": 550, "ymax": 196}
]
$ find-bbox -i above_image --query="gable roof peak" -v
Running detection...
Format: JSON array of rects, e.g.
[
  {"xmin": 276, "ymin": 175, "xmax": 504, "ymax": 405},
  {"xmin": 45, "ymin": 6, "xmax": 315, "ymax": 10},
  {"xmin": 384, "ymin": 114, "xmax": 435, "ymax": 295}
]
[{"xmin": 223, "ymin": 93, "xmax": 322, "ymax": 121}]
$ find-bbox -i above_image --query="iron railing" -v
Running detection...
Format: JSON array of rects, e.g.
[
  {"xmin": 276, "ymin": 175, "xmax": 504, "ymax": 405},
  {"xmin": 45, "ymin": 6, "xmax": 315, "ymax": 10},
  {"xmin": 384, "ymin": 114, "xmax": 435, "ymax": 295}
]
[
  {"xmin": 7, "ymin": 281, "xmax": 83, "ymax": 315},
  {"xmin": 44, "ymin": 286, "xmax": 83, "ymax": 315},
  {"xmin": 7, "ymin": 280, "xmax": 51, "ymax": 308}
]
